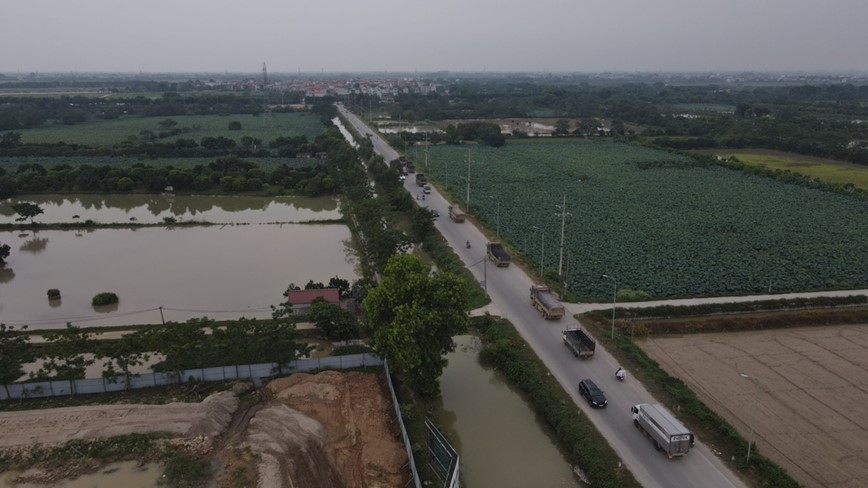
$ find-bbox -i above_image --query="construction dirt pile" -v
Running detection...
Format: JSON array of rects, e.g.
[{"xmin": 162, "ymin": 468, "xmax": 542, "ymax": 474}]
[
  {"xmin": 251, "ymin": 371, "xmax": 410, "ymax": 488},
  {"xmin": 0, "ymin": 390, "xmax": 239, "ymax": 448},
  {"xmin": 0, "ymin": 372, "xmax": 409, "ymax": 487}
]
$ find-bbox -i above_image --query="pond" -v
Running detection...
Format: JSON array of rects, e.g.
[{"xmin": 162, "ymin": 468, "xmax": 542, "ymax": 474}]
[
  {"xmin": 0, "ymin": 194, "xmax": 340, "ymax": 225},
  {"xmin": 434, "ymin": 335, "xmax": 581, "ymax": 488},
  {"xmin": 0, "ymin": 224, "xmax": 358, "ymax": 329}
]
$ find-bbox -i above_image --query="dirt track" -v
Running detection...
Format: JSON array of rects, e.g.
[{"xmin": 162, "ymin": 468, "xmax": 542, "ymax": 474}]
[
  {"xmin": 0, "ymin": 372, "xmax": 409, "ymax": 487},
  {"xmin": 641, "ymin": 324, "xmax": 868, "ymax": 488}
]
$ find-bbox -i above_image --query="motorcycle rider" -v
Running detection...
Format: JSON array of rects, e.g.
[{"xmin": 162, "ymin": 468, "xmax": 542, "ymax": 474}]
[{"xmin": 615, "ymin": 367, "xmax": 626, "ymax": 381}]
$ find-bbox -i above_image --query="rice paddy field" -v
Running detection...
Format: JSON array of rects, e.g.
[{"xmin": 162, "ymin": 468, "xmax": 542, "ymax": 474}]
[
  {"xmin": 695, "ymin": 149, "xmax": 868, "ymax": 192},
  {"xmin": 14, "ymin": 112, "xmax": 323, "ymax": 146},
  {"xmin": 424, "ymin": 139, "xmax": 868, "ymax": 300}
]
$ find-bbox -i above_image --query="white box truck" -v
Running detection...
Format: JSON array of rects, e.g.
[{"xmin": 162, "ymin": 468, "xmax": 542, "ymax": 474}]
[{"xmin": 631, "ymin": 403, "xmax": 694, "ymax": 458}]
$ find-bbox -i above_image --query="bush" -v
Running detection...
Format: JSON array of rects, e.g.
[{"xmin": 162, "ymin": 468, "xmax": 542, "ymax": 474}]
[
  {"xmin": 92, "ymin": 292, "xmax": 119, "ymax": 306},
  {"xmin": 47, "ymin": 288, "xmax": 60, "ymax": 300},
  {"xmin": 228, "ymin": 121, "xmax": 242, "ymax": 130}
]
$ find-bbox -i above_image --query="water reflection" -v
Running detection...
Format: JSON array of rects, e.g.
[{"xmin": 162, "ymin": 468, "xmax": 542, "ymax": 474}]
[
  {"xmin": 0, "ymin": 224, "xmax": 358, "ymax": 329},
  {"xmin": 0, "ymin": 267, "xmax": 14, "ymax": 283},
  {"xmin": 435, "ymin": 335, "xmax": 581, "ymax": 488},
  {"xmin": 19, "ymin": 237, "xmax": 48, "ymax": 254},
  {"xmin": 0, "ymin": 194, "xmax": 340, "ymax": 225}
]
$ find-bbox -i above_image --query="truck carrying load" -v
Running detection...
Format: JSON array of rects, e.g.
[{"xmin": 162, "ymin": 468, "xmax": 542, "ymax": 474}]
[
  {"xmin": 415, "ymin": 173, "xmax": 427, "ymax": 186},
  {"xmin": 563, "ymin": 328, "xmax": 595, "ymax": 358},
  {"xmin": 529, "ymin": 285, "xmax": 564, "ymax": 319},
  {"xmin": 448, "ymin": 205, "xmax": 466, "ymax": 223},
  {"xmin": 486, "ymin": 242, "xmax": 511, "ymax": 267},
  {"xmin": 631, "ymin": 403, "xmax": 694, "ymax": 458}
]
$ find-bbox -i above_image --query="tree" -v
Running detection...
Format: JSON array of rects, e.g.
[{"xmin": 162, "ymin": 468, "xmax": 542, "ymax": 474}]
[
  {"xmin": 31, "ymin": 324, "xmax": 98, "ymax": 395},
  {"xmin": 102, "ymin": 334, "xmax": 149, "ymax": 390},
  {"xmin": 0, "ymin": 324, "xmax": 33, "ymax": 398},
  {"xmin": 228, "ymin": 121, "xmax": 243, "ymax": 131},
  {"xmin": 554, "ymin": 119, "xmax": 571, "ymax": 136},
  {"xmin": 158, "ymin": 118, "xmax": 178, "ymax": 129},
  {"xmin": 11, "ymin": 202, "xmax": 44, "ymax": 224},
  {"xmin": 309, "ymin": 298, "xmax": 360, "ymax": 341},
  {"xmin": 0, "ymin": 243, "xmax": 10, "ymax": 266},
  {"xmin": 132, "ymin": 321, "xmax": 207, "ymax": 383},
  {"xmin": 363, "ymin": 254, "xmax": 470, "ymax": 397}
]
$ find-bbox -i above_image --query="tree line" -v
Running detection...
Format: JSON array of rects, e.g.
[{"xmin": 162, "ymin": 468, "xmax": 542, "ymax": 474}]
[
  {"xmin": 0, "ymin": 154, "xmax": 335, "ymax": 199},
  {"xmin": 388, "ymin": 79, "xmax": 868, "ymax": 166}
]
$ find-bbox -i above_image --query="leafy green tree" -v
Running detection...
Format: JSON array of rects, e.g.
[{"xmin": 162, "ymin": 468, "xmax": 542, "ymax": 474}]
[
  {"xmin": 102, "ymin": 334, "xmax": 149, "ymax": 390},
  {"xmin": 31, "ymin": 324, "xmax": 99, "ymax": 395},
  {"xmin": 0, "ymin": 131, "xmax": 22, "ymax": 148},
  {"xmin": 0, "ymin": 242, "xmax": 10, "ymax": 266},
  {"xmin": 0, "ymin": 324, "xmax": 33, "ymax": 398},
  {"xmin": 267, "ymin": 301, "xmax": 310, "ymax": 372},
  {"xmin": 308, "ymin": 298, "xmax": 360, "ymax": 341},
  {"xmin": 363, "ymin": 254, "xmax": 470, "ymax": 397},
  {"xmin": 158, "ymin": 118, "xmax": 178, "ymax": 129},
  {"xmin": 554, "ymin": 119, "xmax": 571, "ymax": 136},
  {"xmin": 11, "ymin": 202, "xmax": 44, "ymax": 224},
  {"xmin": 132, "ymin": 321, "xmax": 207, "ymax": 383},
  {"xmin": 410, "ymin": 205, "xmax": 436, "ymax": 241},
  {"xmin": 228, "ymin": 121, "xmax": 242, "ymax": 130}
]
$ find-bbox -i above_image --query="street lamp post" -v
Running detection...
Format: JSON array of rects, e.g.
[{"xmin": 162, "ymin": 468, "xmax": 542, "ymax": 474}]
[
  {"xmin": 602, "ymin": 274, "xmax": 617, "ymax": 338},
  {"xmin": 740, "ymin": 373, "xmax": 760, "ymax": 464}
]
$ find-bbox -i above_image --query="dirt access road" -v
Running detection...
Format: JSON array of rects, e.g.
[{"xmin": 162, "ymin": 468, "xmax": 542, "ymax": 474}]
[
  {"xmin": 0, "ymin": 371, "xmax": 409, "ymax": 488},
  {"xmin": 641, "ymin": 324, "xmax": 868, "ymax": 488}
]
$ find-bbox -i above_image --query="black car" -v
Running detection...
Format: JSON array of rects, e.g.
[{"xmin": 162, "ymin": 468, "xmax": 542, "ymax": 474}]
[{"xmin": 578, "ymin": 379, "xmax": 607, "ymax": 408}]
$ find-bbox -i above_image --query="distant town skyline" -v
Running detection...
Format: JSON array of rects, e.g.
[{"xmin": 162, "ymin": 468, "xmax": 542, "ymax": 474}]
[{"xmin": 3, "ymin": 0, "xmax": 867, "ymax": 74}]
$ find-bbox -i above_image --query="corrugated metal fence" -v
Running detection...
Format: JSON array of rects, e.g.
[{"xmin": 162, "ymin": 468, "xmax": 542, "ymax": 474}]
[{"xmin": 0, "ymin": 353, "xmax": 382, "ymax": 400}]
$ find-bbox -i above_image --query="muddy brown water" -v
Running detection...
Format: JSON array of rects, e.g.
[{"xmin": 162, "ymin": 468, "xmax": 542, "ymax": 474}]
[
  {"xmin": 0, "ymin": 194, "xmax": 340, "ymax": 225},
  {"xmin": 0, "ymin": 224, "xmax": 357, "ymax": 329},
  {"xmin": 0, "ymin": 461, "xmax": 161, "ymax": 487},
  {"xmin": 435, "ymin": 335, "xmax": 581, "ymax": 487}
]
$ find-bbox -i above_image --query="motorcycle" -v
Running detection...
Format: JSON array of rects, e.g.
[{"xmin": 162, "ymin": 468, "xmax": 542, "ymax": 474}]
[
  {"xmin": 615, "ymin": 368, "xmax": 626, "ymax": 381},
  {"xmin": 466, "ymin": 240, "xmax": 471, "ymax": 249}
]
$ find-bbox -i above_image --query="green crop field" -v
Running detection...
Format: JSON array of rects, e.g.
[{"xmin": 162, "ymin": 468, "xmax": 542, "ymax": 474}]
[
  {"xmin": 423, "ymin": 140, "xmax": 868, "ymax": 300},
  {"xmin": 16, "ymin": 112, "xmax": 323, "ymax": 146},
  {"xmin": 695, "ymin": 149, "xmax": 868, "ymax": 192}
]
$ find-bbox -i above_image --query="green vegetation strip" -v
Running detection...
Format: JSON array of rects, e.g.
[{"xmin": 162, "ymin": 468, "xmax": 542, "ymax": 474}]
[
  {"xmin": 474, "ymin": 315, "xmax": 641, "ymax": 488},
  {"xmin": 0, "ymin": 432, "xmax": 211, "ymax": 488},
  {"xmin": 615, "ymin": 294, "xmax": 868, "ymax": 319}
]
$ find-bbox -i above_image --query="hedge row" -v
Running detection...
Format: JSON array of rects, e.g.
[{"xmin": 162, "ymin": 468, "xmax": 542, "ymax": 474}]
[
  {"xmin": 612, "ymin": 294, "xmax": 867, "ymax": 320},
  {"xmin": 475, "ymin": 315, "xmax": 641, "ymax": 488}
]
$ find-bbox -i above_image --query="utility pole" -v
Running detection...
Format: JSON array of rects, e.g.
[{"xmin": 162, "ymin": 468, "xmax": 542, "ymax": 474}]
[
  {"xmin": 557, "ymin": 194, "xmax": 568, "ymax": 277},
  {"xmin": 466, "ymin": 150, "xmax": 471, "ymax": 209}
]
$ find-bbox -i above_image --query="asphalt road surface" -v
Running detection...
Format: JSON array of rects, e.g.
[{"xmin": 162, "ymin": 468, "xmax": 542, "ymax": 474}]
[{"xmin": 336, "ymin": 104, "xmax": 868, "ymax": 488}]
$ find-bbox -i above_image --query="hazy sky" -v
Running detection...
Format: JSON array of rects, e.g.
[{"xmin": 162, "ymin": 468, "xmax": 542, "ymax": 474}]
[{"xmin": 3, "ymin": 0, "xmax": 867, "ymax": 73}]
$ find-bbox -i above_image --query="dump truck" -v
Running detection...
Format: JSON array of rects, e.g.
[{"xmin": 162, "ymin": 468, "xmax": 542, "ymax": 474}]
[
  {"xmin": 563, "ymin": 328, "xmax": 595, "ymax": 358},
  {"xmin": 486, "ymin": 242, "xmax": 511, "ymax": 267},
  {"xmin": 529, "ymin": 285, "xmax": 564, "ymax": 319},
  {"xmin": 415, "ymin": 173, "xmax": 427, "ymax": 186},
  {"xmin": 448, "ymin": 205, "xmax": 466, "ymax": 223},
  {"xmin": 631, "ymin": 403, "xmax": 694, "ymax": 458}
]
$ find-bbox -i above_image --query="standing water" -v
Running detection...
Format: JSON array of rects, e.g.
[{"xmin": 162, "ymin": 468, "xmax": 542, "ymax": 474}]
[
  {"xmin": 435, "ymin": 335, "xmax": 581, "ymax": 488},
  {"xmin": 0, "ymin": 461, "xmax": 161, "ymax": 487}
]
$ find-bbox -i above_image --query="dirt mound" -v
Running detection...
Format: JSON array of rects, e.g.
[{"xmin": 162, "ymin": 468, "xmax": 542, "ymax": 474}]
[
  {"xmin": 0, "ymin": 390, "xmax": 239, "ymax": 449},
  {"xmin": 258, "ymin": 371, "xmax": 409, "ymax": 487}
]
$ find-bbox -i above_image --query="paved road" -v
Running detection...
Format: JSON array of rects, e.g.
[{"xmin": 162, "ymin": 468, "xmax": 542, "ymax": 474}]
[{"xmin": 336, "ymin": 104, "xmax": 867, "ymax": 488}]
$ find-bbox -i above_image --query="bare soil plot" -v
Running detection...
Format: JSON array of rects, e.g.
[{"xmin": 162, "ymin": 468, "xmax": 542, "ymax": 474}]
[{"xmin": 640, "ymin": 324, "xmax": 868, "ymax": 488}]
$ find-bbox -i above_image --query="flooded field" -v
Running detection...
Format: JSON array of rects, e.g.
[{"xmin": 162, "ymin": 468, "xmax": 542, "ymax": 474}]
[
  {"xmin": 435, "ymin": 335, "xmax": 581, "ymax": 488},
  {"xmin": 0, "ymin": 194, "xmax": 340, "ymax": 225},
  {"xmin": 0, "ymin": 224, "xmax": 357, "ymax": 328}
]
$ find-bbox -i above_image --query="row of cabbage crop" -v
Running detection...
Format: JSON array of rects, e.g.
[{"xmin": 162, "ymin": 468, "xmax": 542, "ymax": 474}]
[{"xmin": 423, "ymin": 140, "xmax": 868, "ymax": 300}]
